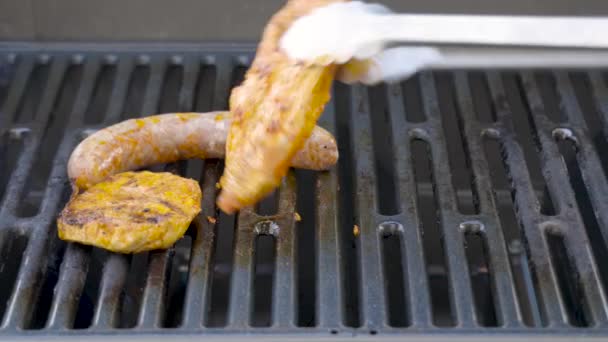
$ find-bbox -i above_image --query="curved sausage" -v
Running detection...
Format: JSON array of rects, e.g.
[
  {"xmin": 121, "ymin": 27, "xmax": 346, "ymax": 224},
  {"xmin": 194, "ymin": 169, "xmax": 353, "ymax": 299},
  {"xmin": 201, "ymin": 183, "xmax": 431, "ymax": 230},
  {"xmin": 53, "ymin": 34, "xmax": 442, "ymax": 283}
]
[{"xmin": 68, "ymin": 112, "xmax": 338, "ymax": 190}]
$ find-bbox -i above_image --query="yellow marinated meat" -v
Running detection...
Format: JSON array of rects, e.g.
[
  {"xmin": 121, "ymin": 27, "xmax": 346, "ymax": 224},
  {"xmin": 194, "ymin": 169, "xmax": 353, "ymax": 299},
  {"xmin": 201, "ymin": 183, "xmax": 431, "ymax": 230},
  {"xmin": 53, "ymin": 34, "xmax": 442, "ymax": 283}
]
[
  {"xmin": 218, "ymin": 0, "xmax": 345, "ymax": 213},
  {"xmin": 57, "ymin": 171, "xmax": 201, "ymax": 253}
]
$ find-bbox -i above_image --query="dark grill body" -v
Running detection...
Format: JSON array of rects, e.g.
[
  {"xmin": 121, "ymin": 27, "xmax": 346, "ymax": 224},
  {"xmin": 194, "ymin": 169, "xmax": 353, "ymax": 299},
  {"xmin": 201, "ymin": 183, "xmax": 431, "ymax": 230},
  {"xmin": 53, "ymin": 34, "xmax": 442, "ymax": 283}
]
[{"xmin": 0, "ymin": 44, "xmax": 607, "ymax": 341}]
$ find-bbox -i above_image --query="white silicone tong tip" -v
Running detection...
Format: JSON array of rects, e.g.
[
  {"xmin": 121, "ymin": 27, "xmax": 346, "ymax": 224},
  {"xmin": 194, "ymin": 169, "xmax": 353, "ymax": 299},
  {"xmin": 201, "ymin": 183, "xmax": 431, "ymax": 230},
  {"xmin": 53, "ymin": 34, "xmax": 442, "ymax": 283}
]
[{"xmin": 280, "ymin": 1, "xmax": 389, "ymax": 64}]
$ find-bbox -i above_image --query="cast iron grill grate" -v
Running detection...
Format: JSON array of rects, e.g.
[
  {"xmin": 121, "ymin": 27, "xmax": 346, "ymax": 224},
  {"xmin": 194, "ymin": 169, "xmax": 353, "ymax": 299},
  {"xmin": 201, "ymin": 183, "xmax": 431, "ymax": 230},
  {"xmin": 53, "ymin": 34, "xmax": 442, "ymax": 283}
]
[{"xmin": 0, "ymin": 44, "xmax": 607, "ymax": 340}]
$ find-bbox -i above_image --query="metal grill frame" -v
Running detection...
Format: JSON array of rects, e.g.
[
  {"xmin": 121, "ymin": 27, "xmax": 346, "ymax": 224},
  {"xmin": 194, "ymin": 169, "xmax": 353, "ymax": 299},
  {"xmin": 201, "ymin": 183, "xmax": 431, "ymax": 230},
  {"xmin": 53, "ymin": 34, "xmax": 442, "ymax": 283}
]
[{"xmin": 0, "ymin": 42, "xmax": 607, "ymax": 341}]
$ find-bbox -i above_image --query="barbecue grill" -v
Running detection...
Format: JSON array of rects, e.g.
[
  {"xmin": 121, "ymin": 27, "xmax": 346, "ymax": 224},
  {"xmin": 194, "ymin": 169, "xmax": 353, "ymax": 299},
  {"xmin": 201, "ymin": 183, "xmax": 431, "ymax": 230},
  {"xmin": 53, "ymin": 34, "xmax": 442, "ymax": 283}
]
[{"xmin": 1, "ymin": 1, "xmax": 608, "ymax": 341}]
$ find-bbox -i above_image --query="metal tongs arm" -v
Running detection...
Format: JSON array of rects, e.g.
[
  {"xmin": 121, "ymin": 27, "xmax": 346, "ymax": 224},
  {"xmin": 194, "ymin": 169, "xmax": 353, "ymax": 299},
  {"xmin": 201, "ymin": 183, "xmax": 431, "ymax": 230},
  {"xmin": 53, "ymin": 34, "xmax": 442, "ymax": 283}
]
[
  {"xmin": 281, "ymin": 5, "xmax": 608, "ymax": 68},
  {"xmin": 377, "ymin": 14, "xmax": 608, "ymax": 68}
]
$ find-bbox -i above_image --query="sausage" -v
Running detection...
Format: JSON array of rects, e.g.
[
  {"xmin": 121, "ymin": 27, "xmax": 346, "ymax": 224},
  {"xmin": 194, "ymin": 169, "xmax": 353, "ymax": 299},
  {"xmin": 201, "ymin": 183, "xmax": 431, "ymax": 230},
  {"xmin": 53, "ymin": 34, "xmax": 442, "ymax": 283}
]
[{"xmin": 68, "ymin": 112, "xmax": 338, "ymax": 190}]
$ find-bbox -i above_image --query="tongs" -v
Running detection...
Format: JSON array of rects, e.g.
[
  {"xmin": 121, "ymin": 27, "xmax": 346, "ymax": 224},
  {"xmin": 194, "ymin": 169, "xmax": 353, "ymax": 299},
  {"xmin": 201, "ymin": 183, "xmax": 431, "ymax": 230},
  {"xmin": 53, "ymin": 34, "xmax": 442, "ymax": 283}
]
[
  {"xmin": 281, "ymin": 6, "xmax": 608, "ymax": 69},
  {"xmin": 381, "ymin": 14, "xmax": 608, "ymax": 69}
]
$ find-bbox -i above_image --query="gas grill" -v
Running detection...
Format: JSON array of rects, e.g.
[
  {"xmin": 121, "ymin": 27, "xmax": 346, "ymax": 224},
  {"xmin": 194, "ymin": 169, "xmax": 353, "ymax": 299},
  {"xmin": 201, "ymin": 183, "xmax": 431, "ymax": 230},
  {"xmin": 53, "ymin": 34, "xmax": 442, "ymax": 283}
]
[{"xmin": 1, "ymin": 3, "xmax": 608, "ymax": 342}]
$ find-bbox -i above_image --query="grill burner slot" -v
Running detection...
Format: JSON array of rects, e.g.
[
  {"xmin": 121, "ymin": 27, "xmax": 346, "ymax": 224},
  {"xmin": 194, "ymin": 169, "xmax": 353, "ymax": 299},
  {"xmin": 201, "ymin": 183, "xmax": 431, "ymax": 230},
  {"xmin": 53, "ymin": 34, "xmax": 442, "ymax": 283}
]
[
  {"xmin": 435, "ymin": 72, "xmax": 480, "ymax": 215},
  {"xmin": 120, "ymin": 251, "xmax": 148, "ymax": 329},
  {"xmin": 159, "ymin": 64, "xmax": 183, "ymax": 113},
  {"xmin": 206, "ymin": 208, "xmax": 237, "ymax": 328},
  {"xmin": 251, "ymin": 234, "xmax": 276, "ymax": 327},
  {"xmin": 294, "ymin": 169, "xmax": 317, "ymax": 327},
  {"xmin": 483, "ymin": 137, "xmax": 542, "ymax": 327},
  {"xmin": 14, "ymin": 62, "xmax": 50, "ymax": 124},
  {"xmin": 469, "ymin": 72, "xmax": 496, "ymax": 123},
  {"xmin": 28, "ymin": 231, "xmax": 66, "ymax": 329},
  {"xmin": 380, "ymin": 230, "xmax": 408, "ymax": 327},
  {"xmin": 569, "ymin": 72, "xmax": 608, "ymax": 178},
  {"xmin": 0, "ymin": 58, "xmax": 16, "ymax": 108},
  {"xmin": 164, "ymin": 235, "xmax": 193, "ymax": 328},
  {"xmin": 17, "ymin": 64, "xmax": 81, "ymax": 217},
  {"xmin": 402, "ymin": 74, "xmax": 425, "ymax": 123},
  {"xmin": 256, "ymin": 191, "xmax": 279, "ymax": 216},
  {"xmin": 556, "ymin": 137, "xmax": 608, "ymax": 298},
  {"xmin": 533, "ymin": 72, "xmax": 566, "ymax": 123},
  {"xmin": 0, "ymin": 133, "xmax": 25, "ymax": 204},
  {"xmin": 84, "ymin": 64, "xmax": 116, "ymax": 125},
  {"xmin": 122, "ymin": 65, "xmax": 150, "ymax": 121},
  {"xmin": 502, "ymin": 73, "xmax": 556, "ymax": 215},
  {"xmin": 194, "ymin": 65, "xmax": 217, "ymax": 112},
  {"xmin": 464, "ymin": 232, "xmax": 498, "ymax": 327},
  {"xmin": 74, "ymin": 248, "xmax": 106, "ymax": 329},
  {"xmin": 0, "ymin": 233, "xmax": 28, "ymax": 322},
  {"xmin": 411, "ymin": 139, "xmax": 455, "ymax": 327},
  {"xmin": 0, "ymin": 46, "xmax": 607, "ymax": 340},
  {"xmin": 546, "ymin": 233, "xmax": 590, "ymax": 327},
  {"xmin": 369, "ymin": 85, "xmax": 400, "ymax": 216},
  {"xmin": 334, "ymin": 82, "xmax": 361, "ymax": 328}
]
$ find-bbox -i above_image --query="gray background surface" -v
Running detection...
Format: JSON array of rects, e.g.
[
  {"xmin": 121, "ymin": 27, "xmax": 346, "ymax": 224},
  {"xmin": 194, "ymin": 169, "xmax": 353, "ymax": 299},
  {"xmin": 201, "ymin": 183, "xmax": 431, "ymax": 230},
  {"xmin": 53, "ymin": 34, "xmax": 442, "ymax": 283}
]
[{"xmin": 1, "ymin": 0, "xmax": 607, "ymax": 42}]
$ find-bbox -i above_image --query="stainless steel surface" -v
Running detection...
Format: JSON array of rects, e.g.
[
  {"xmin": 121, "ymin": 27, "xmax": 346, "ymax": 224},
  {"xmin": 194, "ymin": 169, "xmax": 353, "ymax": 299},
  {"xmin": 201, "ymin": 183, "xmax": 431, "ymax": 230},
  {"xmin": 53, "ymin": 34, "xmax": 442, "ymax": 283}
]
[
  {"xmin": 0, "ymin": 43, "xmax": 607, "ymax": 341},
  {"xmin": 429, "ymin": 46, "xmax": 608, "ymax": 69},
  {"xmin": 378, "ymin": 15, "xmax": 608, "ymax": 48}
]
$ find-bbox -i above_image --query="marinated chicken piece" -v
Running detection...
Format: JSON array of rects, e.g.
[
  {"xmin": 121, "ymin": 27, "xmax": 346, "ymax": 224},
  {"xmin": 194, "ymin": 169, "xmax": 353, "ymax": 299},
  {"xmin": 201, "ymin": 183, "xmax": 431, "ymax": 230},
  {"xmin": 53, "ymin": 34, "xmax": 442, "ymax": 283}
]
[
  {"xmin": 68, "ymin": 112, "xmax": 338, "ymax": 190},
  {"xmin": 218, "ymin": 0, "xmax": 345, "ymax": 213},
  {"xmin": 57, "ymin": 171, "xmax": 201, "ymax": 253}
]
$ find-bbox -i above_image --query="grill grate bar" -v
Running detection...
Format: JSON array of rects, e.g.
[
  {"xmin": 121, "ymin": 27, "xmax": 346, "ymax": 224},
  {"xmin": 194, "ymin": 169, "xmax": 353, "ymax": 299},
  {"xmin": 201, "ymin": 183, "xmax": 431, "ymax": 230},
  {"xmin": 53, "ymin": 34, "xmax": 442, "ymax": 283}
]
[
  {"xmin": 518, "ymin": 72, "xmax": 571, "ymax": 213},
  {"xmin": 91, "ymin": 254, "xmax": 129, "ymax": 329},
  {"xmin": 562, "ymin": 72, "xmax": 608, "ymax": 248},
  {"xmin": 150, "ymin": 57, "xmax": 198, "ymax": 326},
  {"xmin": 272, "ymin": 176, "xmax": 297, "ymax": 328},
  {"xmin": 452, "ymin": 72, "xmax": 523, "ymax": 328},
  {"xmin": 8, "ymin": 56, "xmax": 99, "ymax": 330},
  {"xmin": 68, "ymin": 56, "xmax": 102, "ymax": 126},
  {"xmin": 38, "ymin": 58, "xmax": 102, "ymax": 218},
  {"xmin": 1, "ymin": 230, "xmax": 47, "ymax": 329},
  {"xmin": 227, "ymin": 207, "xmax": 256, "ymax": 328},
  {"xmin": 1, "ymin": 47, "xmax": 608, "ymax": 339},
  {"xmin": 450, "ymin": 73, "xmax": 495, "ymax": 214},
  {"xmin": 140, "ymin": 59, "xmax": 166, "ymax": 115},
  {"xmin": 0, "ymin": 56, "xmax": 33, "ymax": 132},
  {"xmin": 0, "ymin": 58, "xmax": 68, "ymax": 217},
  {"xmin": 485, "ymin": 73, "xmax": 545, "ymax": 213},
  {"xmin": 551, "ymin": 72, "xmax": 587, "ymax": 128},
  {"xmin": 487, "ymin": 72, "xmax": 568, "ymax": 327},
  {"xmin": 420, "ymin": 72, "xmax": 476, "ymax": 328},
  {"xmin": 211, "ymin": 59, "xmax": 233, "ymax": 110},
  {"xmin": 556, "ymin": 70, "xmax": 608, "ymax": 237},
  {"xmin": 588, "ymin": 72, "xmax": 608, "ymax": 134},
  {"xmin": 207, "ymin": 59, "xmax": 239, "ymax": 328},
  {"xmin": 103, "ymin": 57, "xmax": 135, "ymax": 124},
  {"xmin": 181, "ymin": 162, "xmax": 217, "ymax": 328},
  {"xmin": 25, "ymin": 57, "xmax": 69, "ymax": 127},
  {"xmin": 522, "ymin": 72, "xmax": 608, "ymax": 325},
  {"xmin": 571, "ymin": 138, "xmax": 608, "ymax": 300},
  {"xmin": 177, "ymin": 58, "xmax": 200, "ymax": 112},
  {"xmin": 314, "ymin": 101, "xmax": 343, "ymax": 329},
  {"xmin": 138, "ymin": 250, "xmax": 173, "ymax": 328},
  {"xmin": 386, "ymin": 84, "xmax": 433, "ymax": 328},
  {"xmin": 136, "ymin": 56, "xmax": 179, "ymax": 329},
  {"xmin": 350, "ymin": 85, "xmax": 387, "ymax": 329},
  {"xmin": 46, "ymin": 244, "xmax": 90, "ymax": 330}
]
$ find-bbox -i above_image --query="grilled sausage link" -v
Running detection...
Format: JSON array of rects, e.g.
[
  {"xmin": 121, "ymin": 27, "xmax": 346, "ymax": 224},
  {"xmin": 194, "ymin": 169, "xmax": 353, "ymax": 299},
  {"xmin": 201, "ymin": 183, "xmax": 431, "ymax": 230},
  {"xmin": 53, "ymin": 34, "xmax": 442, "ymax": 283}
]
[{"xmin": 68, "ymin": 112, "xmax": 338, "ymax": 190}]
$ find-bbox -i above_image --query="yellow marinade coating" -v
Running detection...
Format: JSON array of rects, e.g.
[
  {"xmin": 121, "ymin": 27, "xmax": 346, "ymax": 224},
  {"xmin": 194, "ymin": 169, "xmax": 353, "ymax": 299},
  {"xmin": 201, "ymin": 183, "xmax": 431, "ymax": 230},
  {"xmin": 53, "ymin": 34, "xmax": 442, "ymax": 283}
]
[
  {"xmin": 218, "ymin": 0, "xmax": 345, "ymax": 213},
  {"xmin": 57, "ymin": 171, "xmax": 201, "ymax": 253}
]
